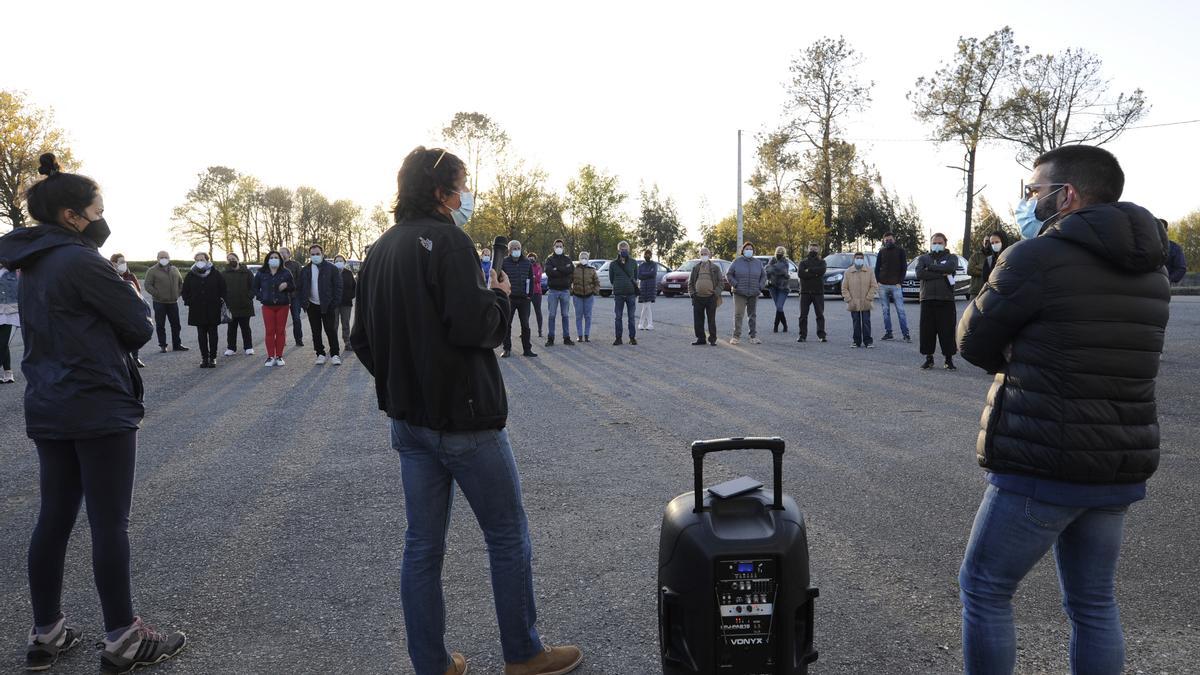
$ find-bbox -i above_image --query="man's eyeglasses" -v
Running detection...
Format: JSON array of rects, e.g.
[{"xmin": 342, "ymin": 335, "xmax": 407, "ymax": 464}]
[{"xmin": 1021, "ymin": 182, "xmax": 1068, "ymax": 200}]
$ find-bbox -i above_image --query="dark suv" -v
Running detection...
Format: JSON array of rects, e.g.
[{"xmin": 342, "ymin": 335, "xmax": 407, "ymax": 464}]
[{"xmin": 821, "ymin": 252, "xmax": 878, "ymax": 295}]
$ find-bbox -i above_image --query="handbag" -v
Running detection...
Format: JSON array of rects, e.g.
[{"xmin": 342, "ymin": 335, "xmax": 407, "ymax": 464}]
[{"xmin": 219, "ymin": 299, "xmax": 232, "ymax": 324}]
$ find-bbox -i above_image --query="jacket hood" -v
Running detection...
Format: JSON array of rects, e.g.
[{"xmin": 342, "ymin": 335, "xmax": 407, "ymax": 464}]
[
  {"xmin": 0, "ymin": 224, "xmax": 88, "ymax": 270},
  {"xmin": 1045, "ymin": 202, "xmax": 1168, "ymax": 273}
]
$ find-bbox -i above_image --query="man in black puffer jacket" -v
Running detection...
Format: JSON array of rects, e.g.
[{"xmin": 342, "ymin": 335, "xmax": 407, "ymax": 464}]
[
  {"xmin": 955, "ymin": 145, "xmax": 1170, "ymax": 674},
  {"xmin": 500, "ymin": 239, "xmax": 536, "ymax": 358}
]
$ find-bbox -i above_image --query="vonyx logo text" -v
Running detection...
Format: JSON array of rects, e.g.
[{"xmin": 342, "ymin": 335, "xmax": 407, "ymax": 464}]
[{"xmin": 731, "ymin": 637, "xmax": 765, "ymax": 646}]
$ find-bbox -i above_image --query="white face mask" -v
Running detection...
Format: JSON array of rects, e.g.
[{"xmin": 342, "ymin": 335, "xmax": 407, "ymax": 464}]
[
  {"xmin": 854, "ymin": 258, "xmax": 865, "ymax": 267},
  {"xmin": 580, "ymin": 257, "xmax": 589, "ymax": 264},
  {"xmin": 700, "ymin": 255, "xmax": 711, "ymax": 262},
  {"xmin": 310, "ymin": 254, "xmax": 324, "ymax": 265},
  {"xmin": 991, "ymin": 243, "xmax": 1002, "ymax": 253},
  {"xmin": 194, "ymin": 260, "xmax": 209, "ymax": 270},
  {"xmin": 335, "ymin": 261, "xmax": 346, "ymax": 270},
  {"xmin": 268, "ymin": 258, "xmax": 281, "ymax": 269},
  {"xmin": 158, "ymin": 258, "xmax": 170, "ymax": 266},
  {"xmin": 481, "ymin": 255, "xmax": 491, "ymax": 263},
  {"xmin": 511, "ymin": 249, "xmax": 522, "ymax": 259},
  {"xmin": 743, "ymin": 249, "xmax": 754, "ymax": 258},
  {"xmin": 450, "ymin": 191, "xmax": 474, "ymax": 227},
  {"xmin": 931, "ymin": 244, "xmax": 945, "ymax": 253},
  {"xmin": 554, "ymin": 247, "xmax": 564, "ymax": 255},
  {"xmin": 116, "ymin": 262, "xmax": 128, "ymax": 273}
]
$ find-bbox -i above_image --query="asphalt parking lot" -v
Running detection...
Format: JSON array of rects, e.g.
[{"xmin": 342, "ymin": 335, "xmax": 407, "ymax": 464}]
[{"xmin": 1, "ymin": 293, "xmax": 1197, "ymax": 674}]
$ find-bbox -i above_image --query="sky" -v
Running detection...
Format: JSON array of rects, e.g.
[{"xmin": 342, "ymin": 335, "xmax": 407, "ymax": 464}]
[{"xmin": 5, "ymin": 0, "xmax": 1199, "ymax": 260}]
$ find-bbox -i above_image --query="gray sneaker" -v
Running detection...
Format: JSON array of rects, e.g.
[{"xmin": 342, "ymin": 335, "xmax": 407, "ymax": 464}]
[
  {"xmin": 98, "ymin": 618, "xmax": 185, "ymax": 674},
  {"xmin": 26, "ymin": 619, "xmax": 81, "ymax": 671}
]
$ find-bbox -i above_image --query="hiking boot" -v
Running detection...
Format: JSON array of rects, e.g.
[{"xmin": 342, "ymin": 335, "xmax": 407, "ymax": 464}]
[
  {"xmin": 545, "ymin": 336, "xmax": 555, "ymax": 347},
  {"xmin": 523, "ymin": 350, "xmax": 538, "ymax": 358},
  {"xmin": 945, "ymin": 356, "xmax": 957, "ymax": 371},
  {"xmin": 629, "ymin": 337, "xmax": 637, "ymax": 345},
  {"xmin": 563, "ymin": 337, "xmax": 575, "ymax": 346},
  {"xmin": 504, "ymin": 645, "xmax": 583, "ymax": 675},
  {"xmin": 903, "ymin": 334, "xmax": 912, "ymax": 343},
  {"xmin": 158, "ymin": 345, "xmax": 168, "ymax": 354},
  {"xmin": 613, "ymin": 338, "xmax": 623, "ymax": 346},
  {"xmin": 443, "ymin": 652, "xmax": 468, "ymax": 675},
  {"xmin": 921, "ymin": 355, "xmax": 935, "ymax": 370},
  {"xmin": 98, "ymin": 618, "xmax": 185, "ymax": 674},
  {"xmin": 26, "ymin": 618, "xmax": 81, "ymax": 671},
  {"xmin": 881, "ymin": 332, "xmax": 894, "ymax": 341}
]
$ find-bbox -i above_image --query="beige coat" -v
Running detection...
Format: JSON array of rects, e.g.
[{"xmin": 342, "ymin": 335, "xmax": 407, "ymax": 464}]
[{"xmin": 841, "ymin": 264, "xmax": 878, "ymax": 312}]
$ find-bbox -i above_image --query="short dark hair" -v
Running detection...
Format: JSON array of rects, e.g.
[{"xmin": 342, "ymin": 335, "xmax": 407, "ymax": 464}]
[
  {"xmin": 109, "ymin": 253, "xmax": 125, "ymax": 264},
  {"xmin": 989, "ymin": 230, "xmax": 1008, "ymax": 245},
  {"xmin": 1033, "ymin": 145, "xmax": 1124, "ymax": 205},
  {"xmin": 554, "ymin": 239, "xmax": 564, "ymax": 246},
  {"xmin": 883, "ymin": 231, "xmax": 895, "ymax": 238},
  {"xmin": 931, "ymin": 232, "xmax": 947, "ymax": 243},
  {"xmin": 393, "ymin": 146, "xmax": 467, "ymax": 223},
  {"xmin": 310, "ymin": 244, "xmax": 323, "ymax": 254},
  {"xmin": 262, "ymin": 250, "xmax": 281, "ymax": 266},
  {"xmin": 23, "ymin": 154, "xmax": 100, "ymax": 226}
]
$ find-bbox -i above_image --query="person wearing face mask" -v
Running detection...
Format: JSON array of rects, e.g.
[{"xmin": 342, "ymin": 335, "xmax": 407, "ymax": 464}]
[
  {"xmin": 143, "ymin": 249, "xmax": 188, "ymax": 353},
  {"xmin": 841, "ymin": 252, "xmax": 879, "ymax": 348},
  {"xmin": 957, "ymin": 145, "xmax": 1171, "ymax": 675},
  {"xmin": 527, "ymin": 252, "xmax": 544, "ymax": 338},
  {"xmin": 480, "ymin": 245, "xmax": 493, "ymax": 287},
  {"xmin": 797, "ymin": 242, "xmax": 828, "ymax": 343},
  {"xmin": 221, "ymin": 252, "xmax": 256, "ymax": 357},
  {"xmin": 0, "ymin": 263, "xmax": 19, "ymax": 383},
  {"xmin": 1161, "ymin": 219, "xmax": 1188, "ymax": 285},
  {"xmin": 279, "ymin": 246, "xmax": 305, "ymax": 347},
  {"xmin": 874, "ymin": 231, "xmax": 910, "ymax": 342},
  {"xmin": 182, "ymin": 252, "xmax": 228, "ymax": 368},
  {"xmin": 688, "ymin": 247, "xmax": 725, "ymax": 346},
  {"xmin": 298, "ymin": 244, "xmax": 345, "ymax": 365},
  {"xmin": 636, "ymin": 249, "xmax": 658, "ymax": 331},
  {"xmin": 110, "ymin": 254, "xmax": 147, "ymax": 368},
  {"xmin": 0, "ymin": 154, "xmax": 187, "ymax": 673},
  {"xmin": 609, "ymin": 241, "xmax": 639, "ymax": 346},
  {"xmin": 335, "ymin": 254, "xmax": 356, "ymax": 347},
  {"xmin": 915, "ymin": 233, "xmax": 960, "ymax": 370},
  {"xmin": 500, "ymin": 240, "xmax": 537, "ymax": 358},
  {"xmin": 349, "ymin": 147, "xmax": 581, "ymax": 675},
  {"xmin": 967, "ymin": 231, "xmax": 1008, "ymax": 301},
  {"xmin": 726, "ymin": 242, "xmax": 767, "ymax": 344},
  {"xmin": 570, "ymin": 252, "xmax": 599, "ymax": 342},
  {"xmin": 766, "ymin": 246, "xmax": 791, "ymax": 333},
  {"xmin": 253, "ymin": 251, "xmax": 296, "ymax": 366},
  {"xmin": 543, "ymin": 239, "xmax": 574, "ymax": 346}
]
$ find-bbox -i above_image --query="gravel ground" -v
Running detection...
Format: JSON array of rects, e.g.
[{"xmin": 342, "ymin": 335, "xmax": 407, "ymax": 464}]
[{"xmin": 1, "ymin": 294, "xmax": 1197, "ymax": 675}]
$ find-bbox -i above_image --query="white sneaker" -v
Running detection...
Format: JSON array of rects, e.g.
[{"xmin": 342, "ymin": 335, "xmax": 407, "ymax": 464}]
[
  {"xmin": 729, "ymin": 337, "xmax": 740, "ymax": 345},
  {"xmin": 264, "ymin": 357, "xmax": 275, "ymax": 367},
  {"xmin": 274, "ymin": 357, "xmax": 285, "ymax": 367},
  {"xmin": 750, "ymin": 337, "xmax": 762, "ymax": 344},
  {"xmin": 245, "ymin": 348, "xmax": 255, "ymax": 355},
  {"xmin": 0, "ymin": 370, "xmax": 13, "ymax": 383},
  {"xmin": 315, "ymin": 355, "xmax": 327, "ymax": 365},
  {"xmin": 223, "ymin": 349, "xmax": 235, "ymax": 357},
  {"xmin": 331, "ymin": 355, "xmax": 342, "ymax": 366}
]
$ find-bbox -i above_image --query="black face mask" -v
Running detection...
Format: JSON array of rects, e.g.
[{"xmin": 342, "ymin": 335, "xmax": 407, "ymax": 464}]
[
  {"xmin": 808, "ymin": 250, "xmax": 819, "ymax": 257},
  {"xmin": 884, "ymin": 241, "xmax": 895, "ymax": 249},
  {"xmin": 80, "ymin": 217, "xmax": 111, "ymax": 248}
]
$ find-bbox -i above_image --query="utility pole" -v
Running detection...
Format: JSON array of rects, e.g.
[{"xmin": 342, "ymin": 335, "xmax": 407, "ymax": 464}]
[{"xmin": 736, "ymin": 129, "xmax": 743, "ymax": 251}]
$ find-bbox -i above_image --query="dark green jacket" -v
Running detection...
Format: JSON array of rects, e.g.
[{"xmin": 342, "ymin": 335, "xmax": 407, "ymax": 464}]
[
  {"xmin": 223, "ymin": 264, "xmax": 256, "ymax": 317},
  {"xmin": 609, "ymin": 256, "xmax": 638, "ymax": 296}
]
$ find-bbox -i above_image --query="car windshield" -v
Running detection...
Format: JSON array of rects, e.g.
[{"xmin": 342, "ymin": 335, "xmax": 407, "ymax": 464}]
[
  {"xmin": 824, "ymin": 253, "xmax": 855, "ymax": 268},
  {"xmin": 677, "ymin": 260, "xmax": 702, "ymax": 272}
]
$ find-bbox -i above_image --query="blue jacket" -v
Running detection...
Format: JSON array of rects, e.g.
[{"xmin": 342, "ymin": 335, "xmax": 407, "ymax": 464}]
[
  {"xmin": 637, "ymin": 260, "xmax": 658, "ymax": 302},
  {"xmin": 1167, "ymin": 240, "xmax": 1187, "ymax": 283},
  {"xmin": 253, "ymin": 267, "xmax": 296, "ymax": 306},
  {"xmin": 298, "ymin": 259, "xmax": 344, "ymax": 312},
  {"xmin": 726, "ymin": 255, "xmax": 766, "ymax": 297},
  {"xmin": 0, "ymin": 223, "xmax": 152, "ymax": 440},
  {"xmin": 0, "ymin": 267, "xmax": 17, "ymax": 306}
]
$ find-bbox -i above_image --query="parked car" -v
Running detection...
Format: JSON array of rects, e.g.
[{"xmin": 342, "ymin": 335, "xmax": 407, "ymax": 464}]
[
  {"xmin": 901, "ymin": 257, "xmax": 971, "ymax": 299},
  {"xmin": 658, "ymin": 259, "xmax": 733, "ymax": 297},
  {"xmin": 540, "ymin": 258, "xmax": 607, "ymax": 293},
  {"xmin": 247, "ymin": 264, "xmax": 261, "ymax": 276},
  {"xmin": 822, "ymin": 252, "xmax": 879, "ymax": 296},
  {"xmin": 598, "ymin": 260, "xmax": 670, "ymax": 297},
  {"xmin": 753, "ymin": 255, "xmax": 800, "ymax": 297}
]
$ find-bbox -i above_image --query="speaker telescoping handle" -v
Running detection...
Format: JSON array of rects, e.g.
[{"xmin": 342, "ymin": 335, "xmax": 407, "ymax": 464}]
[{"xmin": 691, "ymin": 437, "xmax": 785, "ymax": 513}]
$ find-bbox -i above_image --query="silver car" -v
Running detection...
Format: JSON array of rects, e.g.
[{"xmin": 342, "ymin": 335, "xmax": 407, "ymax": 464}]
[{"xmin": 901, "ymin": 257, "xmax": 971, "ymax": 299}]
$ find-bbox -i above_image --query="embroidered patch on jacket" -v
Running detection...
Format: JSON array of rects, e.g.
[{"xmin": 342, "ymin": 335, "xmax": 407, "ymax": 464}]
[{"xmin": 419, "ymin": 237, "xmax": 433, "ymax": 252}]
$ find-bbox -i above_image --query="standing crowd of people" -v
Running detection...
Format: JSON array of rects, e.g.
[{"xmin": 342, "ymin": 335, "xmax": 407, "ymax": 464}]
[{"xmin": 0, "ymin": 139, "xmax": 1189, "ymax": 675}]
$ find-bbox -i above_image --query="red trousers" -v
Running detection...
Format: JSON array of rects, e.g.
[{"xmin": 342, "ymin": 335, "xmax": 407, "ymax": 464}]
[{"xmin": 262, "ymin": 305, "xmax": 290, "ymax": 358}]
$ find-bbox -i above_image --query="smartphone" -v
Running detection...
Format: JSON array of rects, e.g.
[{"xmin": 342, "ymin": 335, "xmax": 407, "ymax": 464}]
[{"xmin": 708, "ymin": 476, "xmax": 764, "ymax": 500}]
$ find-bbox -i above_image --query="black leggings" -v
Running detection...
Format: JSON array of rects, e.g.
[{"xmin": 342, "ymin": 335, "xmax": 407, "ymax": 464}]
[
  {"xmin": 196, "ymin": 324, "xmax": 219, "ymax": 360},
  {"xmin": 530, "ymin": 294, "xmax": 543, "ymax": 333},
  {"xmin": 226, "ymin": 316, "xmax": 252, "ymax": 351},
  {"xmin": 0, "ymin": 323, "xmax": 12, "ymax": 370},
  {"xmin": 29, "ymin": 431, "xmax": 137, "ymax": 632}
]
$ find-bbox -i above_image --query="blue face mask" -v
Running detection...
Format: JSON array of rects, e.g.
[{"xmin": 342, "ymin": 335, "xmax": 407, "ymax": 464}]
[
  {"xmin": 854, "ymin": 258, "xmax": 865, "ymax": 267},
  {"xmin": 311, "ymin": 254, "xmax": 324, "ymax": 265},
  {"xmin": 511, "ymin": 249, "xmax": 522, "ymax": 259},
  {"xmin": 450, "ymin": 191, "xmax": 475, "ymax": 228},
  {"xmin": 931, "ymin": 244, "xmax": 944, "ymax": 253},
  {"xmin": 743, "ymin": 249, "xmax": 754, "ymax": 258},
  {"xmin": 1016, "ymin": 185, "xmax": 1065, "ymax": 239}
]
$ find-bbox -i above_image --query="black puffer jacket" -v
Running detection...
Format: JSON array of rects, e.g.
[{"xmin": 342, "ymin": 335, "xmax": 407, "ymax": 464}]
[
  {"xmin": 500, "ymin": 255, "xmax": 534, "ymax": 298},
  {"xmin": 798, "ymin": 253, "xmax": 826, "ymax": 294},
  {"xmin": 0, "ymin": 223, "xmax": 153, "ymax": 440},
  {"xmin": 957, "ymin": 202, "xmax": 1170, "ymax": 484}
]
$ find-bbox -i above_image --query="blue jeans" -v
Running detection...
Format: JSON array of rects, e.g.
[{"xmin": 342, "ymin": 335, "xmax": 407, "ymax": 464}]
[
  {"xmin": 850, "ymin": 310, "xmax": 872, "ymax": 345},
  {"xmin": 878, "ymin": 284, "xmax": 908, "ymax": 337},
  {"xmin": 614, "ymin": 294, "xmax": 636, "ymax": 339},
  {"xmin": 771, "ymin": 287, "xmax": 789, "ymax": 312},
  {"xmin": 959, "ymin": 484, "xmax": 1128, "ymax": 675},
  {"xmin": 573, "ymin": 295, "xmax": 594, "ymax": 337},
  {"xmin": 546, "ymin": 289, "xmax": 571, "ymax": 338},
  {"xmin": 390, "ymin": 420, "xmax": 543, "ymax": 675}
]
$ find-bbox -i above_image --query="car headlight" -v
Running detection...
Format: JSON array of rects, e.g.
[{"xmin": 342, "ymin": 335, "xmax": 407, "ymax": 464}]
[{"xmin": 827, "ymin": 273, "xmax": 843, "ymax": 282}]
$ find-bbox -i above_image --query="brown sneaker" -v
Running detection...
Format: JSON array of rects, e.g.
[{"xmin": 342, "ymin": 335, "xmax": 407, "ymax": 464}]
[
  {"xmin": 443, "ymin": 652, "xmax": 468, "ymax": 675},
  {"xmin": 504, "ymin": 646, "xmax": 582, "ymax": 675}
]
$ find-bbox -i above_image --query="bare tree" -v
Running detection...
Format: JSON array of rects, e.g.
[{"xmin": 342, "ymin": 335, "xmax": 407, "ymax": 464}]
[
  {"xmin": 785, "ymin": 36, "xmax": 873, "ymax": 235},
  {"xmin": 909, "ymin": 27, "xmax": 1023, "ymax": 256},
  {"xmin": 995, "ymin": 48, "xmax": 1148, "ymax": 165},
  {"xmin": 441, "ymin": 112, "xmax": 509, "ymax": 198}
]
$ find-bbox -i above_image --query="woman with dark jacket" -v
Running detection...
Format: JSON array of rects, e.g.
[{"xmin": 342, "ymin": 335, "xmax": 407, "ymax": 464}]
[
  {"xmin": 181, "ymin": 251, "xmax": 227, "ymax": 368},
  {"xmin": 221, "ymin": 253, "xmax": 255, "ymax": 356},
  {"xmin": 527, "ymin": 252, "xmax": 544, "ymax": 337},
  {"xmin": 253, "ymin": 251, "xmax": 296, "ymax": 366},
  {"xmin": 637, "ymin": 250, "xmax": 658, "ymax": 330},
  {"xmin": 335, "ymin": 254, "xmax": 356, "ymax": 345},
  {"xmin": 0, "ymin": 154, "xmax": 185, "ymax": 673},
  {"xmin": 766, "ymin": 246, "xmax": 791, "ymax": 332},
  {"xmin": 110, "ymin": 253, "xmax": 147, "ymax": 367},
  {"xmin": 967, "ymin": 231, "xmax": 1009, "ymax": 298},
  {"xmin": 0, "ymin": 264, "xmax": 19, "ymax": 382}
]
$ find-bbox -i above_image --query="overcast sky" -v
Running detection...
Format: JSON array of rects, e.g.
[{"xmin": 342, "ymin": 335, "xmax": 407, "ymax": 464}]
[{"xmin": 6, "ymin": 0, "xmax": 1198, "ymax": 259}]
